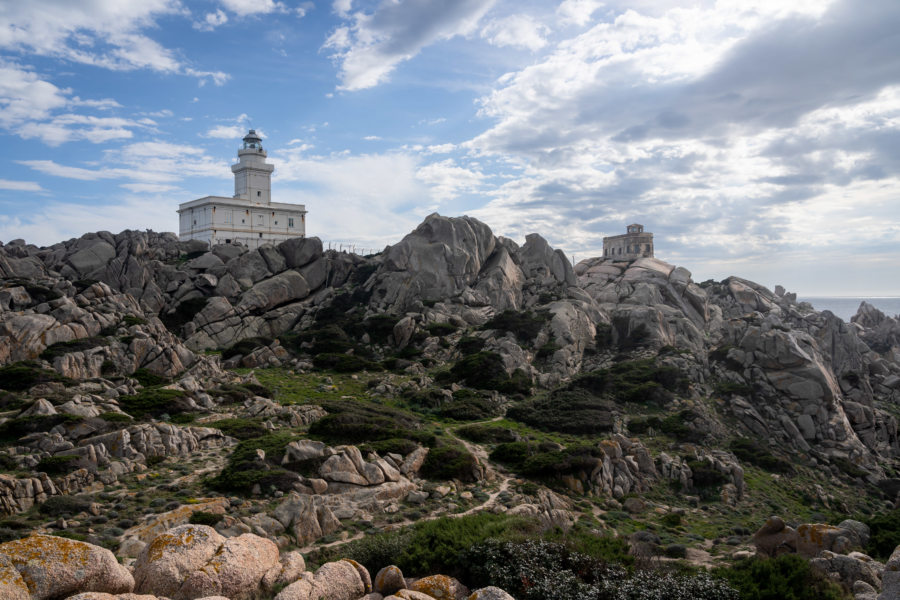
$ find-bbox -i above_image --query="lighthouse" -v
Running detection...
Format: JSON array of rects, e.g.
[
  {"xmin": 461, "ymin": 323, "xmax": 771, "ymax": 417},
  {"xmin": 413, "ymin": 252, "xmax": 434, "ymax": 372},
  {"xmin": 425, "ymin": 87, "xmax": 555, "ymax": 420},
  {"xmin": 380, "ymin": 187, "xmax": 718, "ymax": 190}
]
[{"xmin": 177, "ymin": 129, "xmax": 307, "ymax": 249}]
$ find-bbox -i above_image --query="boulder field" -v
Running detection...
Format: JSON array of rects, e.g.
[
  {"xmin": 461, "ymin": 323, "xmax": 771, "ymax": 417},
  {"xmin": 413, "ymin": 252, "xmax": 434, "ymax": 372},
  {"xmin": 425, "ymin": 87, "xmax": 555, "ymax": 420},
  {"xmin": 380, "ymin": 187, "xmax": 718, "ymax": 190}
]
[{"xmin": 0, "ymin": 524, "xmax": 513, "ymax": 600}]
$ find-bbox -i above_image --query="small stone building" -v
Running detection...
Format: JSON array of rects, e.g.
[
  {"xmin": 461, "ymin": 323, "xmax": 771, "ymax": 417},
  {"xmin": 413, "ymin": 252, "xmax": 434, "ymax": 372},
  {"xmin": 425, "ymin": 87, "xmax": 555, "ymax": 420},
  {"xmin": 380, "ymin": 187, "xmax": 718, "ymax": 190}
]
[
  {"xmin": 603, "ymin": 224, "xmax": 654, "ymax": 259},
  {"xmin": 177, "ymin": 129, "xmax": 307, "ymax": 249}
]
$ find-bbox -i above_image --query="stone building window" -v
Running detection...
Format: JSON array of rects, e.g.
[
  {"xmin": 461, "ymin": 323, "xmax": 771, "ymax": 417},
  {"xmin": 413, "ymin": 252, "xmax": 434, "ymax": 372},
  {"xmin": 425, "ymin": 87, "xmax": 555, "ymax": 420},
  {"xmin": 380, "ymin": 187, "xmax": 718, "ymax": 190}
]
[{"xmin": 288, "ymin": 217, "xmax": 294, "ymax": 228}]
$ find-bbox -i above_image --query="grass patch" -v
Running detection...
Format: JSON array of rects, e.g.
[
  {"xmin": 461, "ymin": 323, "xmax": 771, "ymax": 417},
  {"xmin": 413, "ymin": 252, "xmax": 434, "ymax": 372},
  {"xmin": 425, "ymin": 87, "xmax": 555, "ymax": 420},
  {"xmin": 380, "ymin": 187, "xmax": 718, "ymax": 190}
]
[
  {"xmin": 714, "ymin": 555, "xmax": 845, "ymax": 600},
  {"xmin": 206, "ymin": 418, "xmax": 268, "ymax": 440},
  {"xmin": 730, "ymin": 438, "xmax": 794, "ymax": 474}
]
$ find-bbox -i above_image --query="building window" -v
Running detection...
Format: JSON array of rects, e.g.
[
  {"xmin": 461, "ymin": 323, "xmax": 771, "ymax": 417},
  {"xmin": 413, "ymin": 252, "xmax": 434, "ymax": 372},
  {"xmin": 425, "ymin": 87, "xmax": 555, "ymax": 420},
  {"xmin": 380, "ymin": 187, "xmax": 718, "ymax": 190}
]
[
  {"xmin": 288, "ymin": 217, "xmax": 294, "ymax": 228},
  {"xmin": 259, "ymin": 232, "xmax": 262, "ymax": 238},
  {"xmin": 225, "ymin": 211, "xmax": 232, "ymax": 225},
  {"xmin": 257, "ymin": 191, "xmax": 261, "ymax": 197}
]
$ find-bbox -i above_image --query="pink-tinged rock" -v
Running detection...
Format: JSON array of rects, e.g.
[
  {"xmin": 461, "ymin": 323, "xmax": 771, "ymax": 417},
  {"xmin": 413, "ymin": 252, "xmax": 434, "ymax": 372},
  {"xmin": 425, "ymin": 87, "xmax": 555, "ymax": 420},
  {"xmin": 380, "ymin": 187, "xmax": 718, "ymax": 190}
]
[
  {"xmin": 408, "ymin": 574, "xmax": 469, "ymax": 600},
  {"xmin": 0, "ymin": 554, "xmax": 29, "ymax": 600},
  {"xmin": 133, "ymin": 524, "xmax": 226, "ymax": 598},
  {"xmin": 261, "ymin": 550, "xmax": 306, "ymax": 594},
  {"xmin": 468, "ymin": 587, "xmax": 516, "ymax": 600},
  {"xmin": 64, "ymin": 594, "xmax": 161, "ymax": 600},
  {"xmin": 274, "ymin": 560, "xmax": 366, "ymax": 600},
  {"xmin": 178, "ymin": 533, "xmax": 281, "ymax": 600},
  {"xmin": 0, "ymin": 534, "xmax": 133, "ymax": 600},
  {"xmin": 374, "ymin": 565, "xmax": 406, "ymax": 596}
]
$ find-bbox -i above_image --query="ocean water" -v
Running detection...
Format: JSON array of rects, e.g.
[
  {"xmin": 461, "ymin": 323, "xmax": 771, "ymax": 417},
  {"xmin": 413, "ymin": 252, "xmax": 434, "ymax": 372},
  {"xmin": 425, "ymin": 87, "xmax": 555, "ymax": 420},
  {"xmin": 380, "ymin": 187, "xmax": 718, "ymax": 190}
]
[{"xmin": 799, "ymin": 297, "xmax": 900, "ymax": 322}]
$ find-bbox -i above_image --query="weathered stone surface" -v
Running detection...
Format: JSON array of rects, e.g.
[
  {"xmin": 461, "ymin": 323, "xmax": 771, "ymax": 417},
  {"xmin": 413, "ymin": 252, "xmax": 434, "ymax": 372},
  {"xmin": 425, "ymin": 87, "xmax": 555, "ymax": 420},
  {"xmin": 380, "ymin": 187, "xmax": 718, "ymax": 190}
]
[
  {"xmin": 374, "ymin": 565, "xmax": 406, "ymax": 596},
  {"xmin": 120, "ymin": 498, "xmax": 230, "ymax": 555},
  {"xmin": 881, "ymin": 544, "xmax": 900, "ymax": 600},
  {"xmin": 467, "ymin": 587, "xmax": 516, "ymax": 600},
  {"xmin": 133, "ymin": 525, "xmax": 226, "ymax": 598},
  {"xmin": 178, "ymin": 533, "xmax": 281, "ymax": 600},
  {"xmin": 274, "ymin": 560, "xmax": 366, "ymax": 600},
  {"xmin": 0, "ymin": 534, "xmax": 134, "ymax": 600},
  {"xmin": 0, "ymin": 554, "xmax": 29, "ymax": 600},
  {"xmin": 409, "ymin": 574, "xmax": 468, "ymax": 600}
]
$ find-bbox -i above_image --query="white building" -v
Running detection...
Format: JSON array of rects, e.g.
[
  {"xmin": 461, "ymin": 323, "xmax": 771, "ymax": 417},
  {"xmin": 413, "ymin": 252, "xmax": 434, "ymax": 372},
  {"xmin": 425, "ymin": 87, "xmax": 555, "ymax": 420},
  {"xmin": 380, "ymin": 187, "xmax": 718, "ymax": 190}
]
[{"xmin": 177, "ymin": 129, "xmax": 306, "ymax": 248}]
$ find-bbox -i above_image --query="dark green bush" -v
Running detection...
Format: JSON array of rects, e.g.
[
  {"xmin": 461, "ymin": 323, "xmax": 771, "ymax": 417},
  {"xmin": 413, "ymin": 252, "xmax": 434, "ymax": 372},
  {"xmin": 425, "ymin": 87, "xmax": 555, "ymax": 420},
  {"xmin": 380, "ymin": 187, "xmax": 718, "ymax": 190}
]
[
  {"xmin": 40, "ymin": 336, "xmax": 109, "ymax": 360},
  {"xmin": 714, "ymin": 554, "xmax": 845, "ymax": 600},
  {"xmin": 426, "ymin": 322, "xmax": 458, "ymax": 337},
  {"xmin": 189, "ymin": 511, "xmax": 224, "ymax": 526},
  {"xmin": 457, "ymin": 425, "xmax": 519, "ymax": 444},
  {"xmin": 520, "ymin": 445, "xmax": 603, "ymax": 479},
  {"xmin": 118, "ymin": 388, "xmax": 191, "ymax": 419},
  {"xmin": 420, "ymin": 443, "xmax": 479, "ymax": 482},
  {"xmin": 122, "ymin": 315, "xmax": 147, "ymax": 327},
  {"xmin": 309, "ymin": 400, "xmax": 428, "ymax": 446},
  {"xmin": 221, "ymin": 337, "xmax": 273, "ymax": 360},
  {"xmin": 207, "ymin": 418, "xmax": 268, "ymax": 440},
  {"xmin": 611, "ymin": 315, "xmax": 649, "ymax": 349},
  {"xmin": 729, "ymin": 438, "xmax": 794, "ymax": 474},
  {"xmin": 0, "ymin": 361, "xmax": 68, "ymax": 392},
  {"xmin": 507, "ymin": 388, "xmax": 615, "ymax": 435},
  {"xmin": 131, "ymin": 368, "xmax": 168, "ymax": 387},
  {"xmin": 362, "ymin": 314, "xmax": 400, "ymax": 345},
  {"xmin": 687, "ymin": 460, "xmax": 728, "ymax": 489},
  {"xmin": 0, "ymin": 414, "xmax": 83, "ymax": 443},
  {"xmin": 160, "ymin": 297, "xmax": 209, "ymax": 333},
  {"xmin": 446, "ymin": 351, "xmax": 530, "ymax": 394},
  {"xmin": 39, "ymin": 495, "xmax": 93, "ymax": 515},
  {"xmin": 658, "ymin": 410, "xmax": 706, "ymax": 443},
  {"xmin": 481, "ymin": 310, "xmax": 549, "ymax": 343},
  {"xmin": 458, "ymin": 336, "xmax": 486, "ymax": 355},
  {"xmin": 490, "ymin": 442, "xmax": 532, "ymax": 468},
  {"xmin": 36, "ymin": 455, "xmax": 79, "ymax": 475},
  {"xmin": 566, "ymin": 358, "xmax": 687, "ymax": 405},
  {"xmin": 359, "ymin": 438, "xmax": 420, "ymax": 456},
  {"xmin": 715, "ymin": 380, "xmax": 754, "ymax": 396},
  {"xmin": 210, "ymin": 382, "xmax": 272, "ymax": 403},
  {"xmin": 440, "ymin": 391, "xmax": 499, "ymax": 421},
  {"xmin": 865, "ymin": 508, "xmax": 900, "ymax": 559},
  {"xmin": 313, "ymin": 353, "xmax": 382, "ymax": 373},
  {"xmin": 208, "ymin": 432, "xmax": 299, "ymax": 494}
]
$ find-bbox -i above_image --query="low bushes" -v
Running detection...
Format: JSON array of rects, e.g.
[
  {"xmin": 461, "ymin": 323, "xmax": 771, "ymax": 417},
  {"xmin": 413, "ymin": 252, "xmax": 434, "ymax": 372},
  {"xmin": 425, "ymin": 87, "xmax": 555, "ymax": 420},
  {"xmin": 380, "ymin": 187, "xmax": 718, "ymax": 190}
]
[
  {"xmin": 481, "ymin": 310, "xmax": 549, "ymax": 343},
  {"xmin": 441, "ymin": 351, "xmax": 531, "ymax": 394},
  {"xmin": 0, "ymin": 414, "xmax": 83, "ymax": 443},
  {"xmin": 0, "ymin": 361, "xmax": 70, "ymax": 392},
  {"xmin": 425, "ymin": 322, "xmax": 458, "ymax": 337},
  {"xmin": 491, "ymin": 442, "xmax": 604, "ymax": 481},
  {"xmin": 221, "ymin": 337, "xmax": 273, "ymax": 360},
  {"xmin": 420, "ymin": 442, "xmax": 480, "ymax": 482},
  {"xmin": 312, "ymin": 353, "xmax": 382, "ymax": 373},
  {"xmin": 189, "ymin": 511, "xmax": 224, "ymax": 526},
  {"xmin": 118, "ymin": 388, "xmax": 191, "ymax": 419},
  {"xmin": 456, "ymin": 424, "xmax": 519, "ymax": 444},
  {"xmin": 729, "ymin": 438, "xmax": 794, "ymax": 474},
  {"xmin": 39, "ymin": 337, "xmax": 109, "ymax": 360},
  {"xmin": 35, "ymin": 455, "xmax": 79, "ymax": 475},
  {"xmin": 457, "ymin": 336, "xmax": 486, "ymax": 355},
  {"xmin": 714, "ymin": 554, "xmax": 845, "ymax": 600},
  {"xmin": 309, "ymin": 400, "xmax": 430, "ymax": 446},
  {"xmin": 131, "ymin": 368, "xmax": 168, "ymax": 387},
  {"xmin": 507, "ymin": 388, "xmax": 615, "ymax": 435},
  {"xmin": 208, "ymin": 432, "xmax": 298, "ymax": 494},
  {"xmin": 569, "ymin": 359, "xmax": 688, "ymax": 404},
  {"xmin": 865, "ymin": 507, "xmax": 900, "ymax": 559},
  {"xmin": 39, "ymin": 495, "xmax": 93, "ymax": 516},
  {"xmin": 160, "ymin": 297, "xmax": 209, "ymax": 333},
  {"xmin": 206, "ymin": 418, "xmax": 268, "ymax": 440}
]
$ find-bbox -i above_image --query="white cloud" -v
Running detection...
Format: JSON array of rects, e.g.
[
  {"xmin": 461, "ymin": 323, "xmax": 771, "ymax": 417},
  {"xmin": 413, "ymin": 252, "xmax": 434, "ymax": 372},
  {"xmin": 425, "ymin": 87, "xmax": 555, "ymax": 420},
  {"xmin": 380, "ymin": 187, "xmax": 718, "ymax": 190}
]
[
  {"xmin": 363, "ymin": 135, "xmax": 381, "ymax": 140},
  {"xmin": 0, "ymin": 179, "xmax": 44, "ymax": 192},
  {"xmin": 333, "ymin": 0, "xmax": 353, "ymax": 18},
  {"xmin": 323, "ymin": 0, "xmax": 497, "ymax": 91},
  {"xmin": 0, "ymin": 0, "xmax": 227, "ymax": 84},
  {"xmin": 206, "ymin": 124, "xmax": 246, "ymax": 139},
  {"xmin": 481, "ymin": 15, "xmax": 549, "ymax": 51},
  {"xmin": 416, "ymin": 159, "xmax": 485, "ymax": 201},
  {"xmin": 219, "ymin": 0, "xmax": 288, "ymax": 17},
  {"xmin": 194, "ymin": 10, "xmax": 229, "ymax": 31},
  {"xmin": 0, "ymin": 195, "xmax": 186, "ymax": 247},
  {"xmin": 557, "ymin": 0, "xmax": 604, "ymax": 26}
]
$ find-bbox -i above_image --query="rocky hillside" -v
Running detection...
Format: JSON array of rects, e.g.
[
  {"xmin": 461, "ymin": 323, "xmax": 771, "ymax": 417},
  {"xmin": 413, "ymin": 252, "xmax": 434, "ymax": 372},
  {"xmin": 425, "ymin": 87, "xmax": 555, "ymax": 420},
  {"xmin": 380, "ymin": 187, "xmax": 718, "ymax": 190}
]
[{"xmin": 1, "ymin": 213, "xmax": 900, "ymax": 600}]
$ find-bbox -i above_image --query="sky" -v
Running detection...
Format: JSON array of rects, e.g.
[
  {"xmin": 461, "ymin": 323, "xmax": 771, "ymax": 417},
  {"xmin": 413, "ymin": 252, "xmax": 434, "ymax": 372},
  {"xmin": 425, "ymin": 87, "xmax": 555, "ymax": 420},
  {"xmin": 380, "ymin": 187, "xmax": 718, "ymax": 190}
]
[{"xmin": 0, "ymin": 0, "xmax": 899, "ymax": 296}]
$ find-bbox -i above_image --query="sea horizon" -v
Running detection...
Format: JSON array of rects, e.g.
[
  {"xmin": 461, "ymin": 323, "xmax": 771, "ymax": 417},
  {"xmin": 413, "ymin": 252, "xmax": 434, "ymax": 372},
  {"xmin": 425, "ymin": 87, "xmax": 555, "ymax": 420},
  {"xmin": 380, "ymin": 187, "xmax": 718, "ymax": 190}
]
[{"xmin": 799, "ymin": 296, "xmax": 900, "ymax": 322}]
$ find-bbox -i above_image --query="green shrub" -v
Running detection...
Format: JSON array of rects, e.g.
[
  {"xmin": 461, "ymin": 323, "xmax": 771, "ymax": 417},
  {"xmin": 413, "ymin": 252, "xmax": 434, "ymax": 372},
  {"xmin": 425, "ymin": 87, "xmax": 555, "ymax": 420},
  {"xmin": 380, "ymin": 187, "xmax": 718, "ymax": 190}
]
[
  {"xmin": 363, "ymin": 314, "xmax": 401, "ymax": 344},
  {"xmin": 160, "ymin": 297, "xmax": 209, "ymax": 333},
  {"xmin": 207, "ymin": 418, "xmax": 268, "ymax": 440},
  {"xmin": 0, "ymin": 361, "xmax": 69, "ymax": 392},
  {"xmin": 221, "ymin": 337, "xmax": 273, "ymax": 360},
  {"xmin": 426, "ymin": 322, "xmax": 458, "ymax": 337},
  {"xmin": 481, "ymin": 310, "xmax": 549, "ymax": 343},
  {"xmin": 99, "ymin": 412, "xmax": 133, "ymax": 423},
  {"xmin": 611, "ymin": 315, "xmax": 650, "ymax": 349},
  {"xmin": 715, "ymin": 380, "xmax": 754, "ymax": 396},
  {"xmin": 715, "ymin": 555, "xmax": 845, "ymax": 600},
  {"xmin": 446, "ymin": 351, "xmax": 531, "ymax": 394},
  {"xmin": 36, "ymin": 455, "xmax": 79, "ymax": 475},
  {"xmin": 39, "ymin": 495, "xmax": 93, "ymax": 515},
  {"xmin": 309, "ymin": 400, "xmax": 428, "ymax": 446},
  {"xmin": 520, "ymin": 445, "xmax": 603, "ymax": 479},
  {"xmin": 439, "ymin": 391, "xmax": 499, "ymax": 421},
  {"xmin": 420, "ymin": 443, "xmax": 479, "ymax": 482},
  {"xmin": 209, "ymin": 383, "xmax": 272, "ymax": 403},
  {"xmin": 658, "ymin": 410, "xmax": 705, "ymax": 443},
  {"xmin": 118, "ymin": 388, "xmax": 190, "ymax": 419},
  {"xmin": 865, "ymin": 508, "xmax": 900, "ymax": 559},
  {"xmin": 40, "ymin": 336, "xmax": 109, "ymax": 360},
  {"xmin": 0, "ymin": 414, "xmax": 83, "ymax": 443},
  {"xmin": 507, "ymin": 388, "xmax": 615, "ymax": 434},
  {"xmin": 189, "ymin": 511, "xmax": 224, "ymax": 526},
  {"xmin": 458, "ymin": 336, "xmax": 486, "ymax": 355},
  {"xmin": 490, "ymin": 442, "xmax": 532, "ymax": 468},
  {"xmin": 313, "ymin": 353, "xmax": 382, "ymax": 373},
  {"xmin": 535, "ymin": 342, "xmax": 560, "ymax": 360},
  {"xmin": 131, "ymin": 368, "xmax": 168, "ymax": 387},
  {"xmin": 208, "ymin": 432, "xmax": 299, "ymax": 494},
  {"xmin": 23, "ymin": 283, "xmax": 62, "ymax": 303},
  {"xmin": 457, "ymin": 425, "xmax": 519, "ymax": 444},
  {"xmin": 359, "ymin": 438, "xmax": 420, "ymax": 456},
  {"xmin": 122, "ymin": 315, "xmax": 147, "ymax": 327},
  {"xmin": 729, "ymin": 438, "xmax": 794, "ymax": 474},
  {"xmin": 687, "ymin": 460, "xmax": 728, "ymax": 489},
  {"xmin": 566, "ymin": 358, "xmax": 687, "ymax": 406}
]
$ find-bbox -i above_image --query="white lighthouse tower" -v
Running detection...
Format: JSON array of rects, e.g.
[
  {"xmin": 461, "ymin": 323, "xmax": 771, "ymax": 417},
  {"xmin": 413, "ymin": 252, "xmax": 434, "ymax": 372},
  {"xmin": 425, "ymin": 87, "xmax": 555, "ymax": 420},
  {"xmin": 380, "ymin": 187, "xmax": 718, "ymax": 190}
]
[
  {"xmin": 177, "ymin": 129, "xmax": 307, "ymax": 249},
  {"xmin": 231, "ymin": 129, "xmax": 274, "ymax": 204}
]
